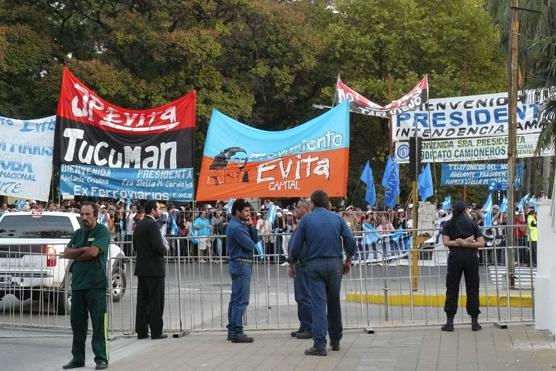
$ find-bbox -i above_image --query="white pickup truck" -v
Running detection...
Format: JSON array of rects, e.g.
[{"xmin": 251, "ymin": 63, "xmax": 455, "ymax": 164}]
[{"xmin": 0, "ymin": 211, "xmax": 126, "ymax": 313}]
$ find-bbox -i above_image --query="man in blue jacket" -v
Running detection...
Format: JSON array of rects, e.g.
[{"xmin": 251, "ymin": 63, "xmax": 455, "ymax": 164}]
[
  {"xmin": 290, "ymin": 190, "xmax": 356, "ymax": 356},
  {"xmin": 226, "ymin": 198, "xmax": 258, "ymax": 343}
]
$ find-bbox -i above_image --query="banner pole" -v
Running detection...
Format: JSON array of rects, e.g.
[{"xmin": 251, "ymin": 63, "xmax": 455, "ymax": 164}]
[
  {"xmin": 349, "ymin": 178, "xmax": 362, "ymax": 208},
  {"xmin": 462, "ymin": 65, "xmax": 469, "ymax": 202},
  {"xmin": 387, "ymin": 75, "xmax": 394, "ymax": 155},
  {"xmin": 411, "ymin": 181, "xmax": 419, "ymax": 292}
]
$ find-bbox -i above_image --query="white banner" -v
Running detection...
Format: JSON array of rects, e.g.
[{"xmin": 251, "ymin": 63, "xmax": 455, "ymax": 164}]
[
  {"xmin": 395, "ymin": 134, "xmax": 553, "ymax": 163},
  {"xmin": 392, "ymin": 87, "xmax": 556, "ymax": 141},
  {"xmin": 0, "ymin": 116, "xmax": 55, "ymax": 201}
]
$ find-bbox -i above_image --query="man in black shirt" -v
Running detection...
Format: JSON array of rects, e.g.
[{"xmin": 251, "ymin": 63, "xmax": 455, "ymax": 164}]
[{"xmin": 441, "ymin": 200, "xmax": 485, "ymax": 332}]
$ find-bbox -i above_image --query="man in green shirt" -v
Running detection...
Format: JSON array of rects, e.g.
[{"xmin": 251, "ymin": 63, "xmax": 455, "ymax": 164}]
[{"xmin": 62, "ymin": 202, "xmax": 111, "ymax": 370}]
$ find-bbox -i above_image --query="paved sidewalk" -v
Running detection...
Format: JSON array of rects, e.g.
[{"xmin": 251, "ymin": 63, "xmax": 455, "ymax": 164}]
[{"xmin": 2, "ymin": 324, "xmax": 556, "ymax": 371}]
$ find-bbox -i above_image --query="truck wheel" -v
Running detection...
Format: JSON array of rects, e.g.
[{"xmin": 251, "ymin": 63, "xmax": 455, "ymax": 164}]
[
  {"xmin": 55, "ymin": 288, "xmax": 71, "ymax": 315},
  {"xmin": 110, "ymin": 266, "xmax": 126, "ymax": 302},
  {"xmin": 54, "ymin": 272, "xmax": 72, "ymax": 314}
]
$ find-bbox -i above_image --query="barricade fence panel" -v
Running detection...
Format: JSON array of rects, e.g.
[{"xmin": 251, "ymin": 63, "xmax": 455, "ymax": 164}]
[{"xmin": 0, "ymin": 226, "xmax": 535, "ymax": 335}]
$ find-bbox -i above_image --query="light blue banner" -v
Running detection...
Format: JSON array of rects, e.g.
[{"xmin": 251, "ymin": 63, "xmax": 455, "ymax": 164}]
[
  {"xmin": 202, "ymin": 101, "xmax": 350, "ymax": 159},
  {"xmin": 0, "ymin": 115, "xmax": 55, "ymax": 201},
  {"xmin": 60, "ymin": 164, "xmax": 193, "ymax": 201}
]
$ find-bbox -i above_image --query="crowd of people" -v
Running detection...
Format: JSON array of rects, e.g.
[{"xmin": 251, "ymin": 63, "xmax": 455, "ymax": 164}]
[{"xmin": 0, "ymin": 192, "xmax": 542, "ymax": 266}]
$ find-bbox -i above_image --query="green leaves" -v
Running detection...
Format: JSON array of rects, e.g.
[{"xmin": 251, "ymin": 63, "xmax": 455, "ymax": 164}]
[{"xmin": 0, "ymin": 0, "xmax": 508, "ymax": 204}]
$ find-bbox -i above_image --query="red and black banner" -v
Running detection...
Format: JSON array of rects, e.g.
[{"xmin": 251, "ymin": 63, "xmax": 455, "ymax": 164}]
[
  {"xmin": 55, "ymin": 68, "xmax": 196, "ymax": 201},
  {"xmin": 334, "ymin": 75, "xmax": 428, "ymax": 118},
  {"xmin": 55, "ymin": 68, "xmax": 196, "ymax": 169}
]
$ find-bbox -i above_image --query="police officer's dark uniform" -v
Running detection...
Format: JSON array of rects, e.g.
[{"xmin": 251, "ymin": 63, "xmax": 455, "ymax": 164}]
[
  {"xmin": 441, "ymin": 200, "xmax": 485, "ymax": 332},
  {"xmin": 63, "ymin": 205, "xmax": 111, "ymax": 370}
]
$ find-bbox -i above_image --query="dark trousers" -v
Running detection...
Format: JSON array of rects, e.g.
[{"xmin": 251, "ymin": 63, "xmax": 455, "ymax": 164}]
[
  {"xmin": 306, "ymin": 258, "xmax": 343, "ymax": 350},
  {"xmin": 124, "ymin": 234, "xmax": 134, "ymax": 257},
  {"xmin": 516, "ymin": 236, "xmax": 528, "ymax": 265},
  {"xmin": 135, "ymin": 276, "xmax": 165, "ymax": 337},
  {"xmin": 294, "ymin": 264, "xmax": 312, "ymax": 333},
  {"xmin": 530, "ymin": 241, "xmax": 537, "ymax": 267},
  {"xmin": 70, "ymin": 288, "xmax": 108, "ymax": 365},
  {"xmin": 227, "ymin": 260, "xmax": 252, "ymax": 337},
  {"xmin": 444, "ymin": 249, "xmax": 480, "ymax": 317}
]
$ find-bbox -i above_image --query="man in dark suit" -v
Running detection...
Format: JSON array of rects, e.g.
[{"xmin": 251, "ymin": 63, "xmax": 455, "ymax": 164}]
[{"xmin": 134, "ymin": 200, "xmax": 168, "ymax": 340}]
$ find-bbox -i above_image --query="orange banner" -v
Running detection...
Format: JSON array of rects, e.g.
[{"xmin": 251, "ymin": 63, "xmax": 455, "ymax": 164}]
[{"xmin": 196, "ymin": 148, "xmax": 349, "ymax": 200}]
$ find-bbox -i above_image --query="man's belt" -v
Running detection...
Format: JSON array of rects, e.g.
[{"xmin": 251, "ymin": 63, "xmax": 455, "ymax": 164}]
[{"xmin": 232, "ymin": 258, "xmax": 254, "ymax": 264}]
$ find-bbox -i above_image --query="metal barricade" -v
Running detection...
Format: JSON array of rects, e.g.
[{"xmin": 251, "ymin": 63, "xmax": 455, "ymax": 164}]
[{"xmin": 0, "ymin": 227, "xmax": 536, "ymax": 335}]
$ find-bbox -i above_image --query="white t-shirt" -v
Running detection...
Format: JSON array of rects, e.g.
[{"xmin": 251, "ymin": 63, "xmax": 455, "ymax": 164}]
[{"xmin": 126, "ymin": 212, "xmax": 136, "ymax": 235}]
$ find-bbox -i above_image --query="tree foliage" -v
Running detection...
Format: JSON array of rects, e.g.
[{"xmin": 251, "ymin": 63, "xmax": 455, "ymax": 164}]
[
  {"xmin": 0, "ymin": 0, "xmax": 506, "ymax": 205},
  {"xmin": 487, "ymin": 0, "xmax": 556, "ymax": 157}
]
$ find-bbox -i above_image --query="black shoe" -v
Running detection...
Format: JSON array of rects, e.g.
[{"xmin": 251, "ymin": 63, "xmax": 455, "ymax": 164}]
[
  {"xmin": 471, "ymin": 318, "xmax": 482, "ymax": 332},
  {"xmin": 151, "ymin": 333, "xmax": 168, "ymax": 340},
  {"xmin": 304, "ymin": 346, "xmax": 327, "ymax": 356},
  {"xmin": 331, "ymin": 341, "xmax": 340, "ymax": 351},
  {"xmin": 441, "ymin": 323, "xmax": 454, "ymax": 332},
  {"xmin": 62, "ymin": 361, "xmax": 85, "ymax": 369},
  {"xmin": 231, "ymin": 334, "xmax": 254, "ymax": 343},
  {"xmin": 95, "ymin": 361, "xmax": 108, "ymax": 370},
  {"xmin": 295, "ymin": 331, "xmax": 312, "ymax": 339},
  {"xmin": 137, "ymin": 334, "xmax": 149, "ymax": 339},
  {"xmin": 291, "ymin": 327, "xmax": 303, "ymax": 337}
]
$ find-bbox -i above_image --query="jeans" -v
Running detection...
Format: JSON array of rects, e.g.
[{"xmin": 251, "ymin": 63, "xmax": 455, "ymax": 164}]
[
  {"xmin": 294, "ymin": 264, "xmax": 312, "ymax": 333},
  {"xmin": 215, "ymin": 238, "xmax": 223, "ymax": 257},
  {"xmin": 227, "ymin": 260, "xmax": 252, "ymax": 337},
  {"xmin": 306, "ymin": 258, "xmax": 343, "ymax": 350}
]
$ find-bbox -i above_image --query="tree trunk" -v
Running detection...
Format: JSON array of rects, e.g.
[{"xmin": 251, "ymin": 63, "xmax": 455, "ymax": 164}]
[
  {"xmin": 525, "ymin": 158, "xmax": 532, "ymax": 194},
  {"xmin": 542, "ymin": 156, "xmax": 552, "ymax": 195}
]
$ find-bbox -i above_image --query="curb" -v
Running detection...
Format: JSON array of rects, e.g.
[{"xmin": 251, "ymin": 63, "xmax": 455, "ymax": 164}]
[{"xmin": 345, "ymin": 293, "xmax": 533, "ymax": 308}]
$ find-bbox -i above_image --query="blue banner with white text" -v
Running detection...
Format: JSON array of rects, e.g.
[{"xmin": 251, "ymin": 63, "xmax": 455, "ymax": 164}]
[
  {"xmin": 440, "ymin": 163, "xmax": 523, "ymax": 188},
  {"xmin": 60, "ymin": 164, "xmax": 193, "ymax": 201}
]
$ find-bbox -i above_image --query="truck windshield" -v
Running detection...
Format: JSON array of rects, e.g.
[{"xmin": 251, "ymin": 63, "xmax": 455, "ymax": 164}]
[{"xmin": 0, "ymin": 215, "xmax": 74, "ymax": 238}]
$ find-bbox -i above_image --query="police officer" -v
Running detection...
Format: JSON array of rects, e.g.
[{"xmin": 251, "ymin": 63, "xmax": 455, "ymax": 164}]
[
  {"xmin": 441, "ymin": 200, "xmax": 485, "ymax": 332},
  {"xmin": 63, "ymin": 202, "xmax": 110, "ymax": 370},
  {"xmin": 289, "ymin": 190, "xmax": 356, "ymax": 356},
  {"xmin": 287, "ymin": 199, "xmax": 312, "ymax": 339}
]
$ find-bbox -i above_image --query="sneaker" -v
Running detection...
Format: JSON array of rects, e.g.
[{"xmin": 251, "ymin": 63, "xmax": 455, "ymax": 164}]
[
  {"xmin": 304, "ymin": 346, "xmax": 327, "ymax": 356},
  {"xmin": 231, "ymin": 334, "xmax": 254, "ymax": 343},
  {"xmin": 280, "ymin": 262, "xmax": 289, "ymax": 266},
  {"xmin": 295, "ymin": 331, "xmax": 313, "ymax": 339},
  {"xmin": 199, "ymin": 259, "xmax": 207, "ymax": 263}
]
